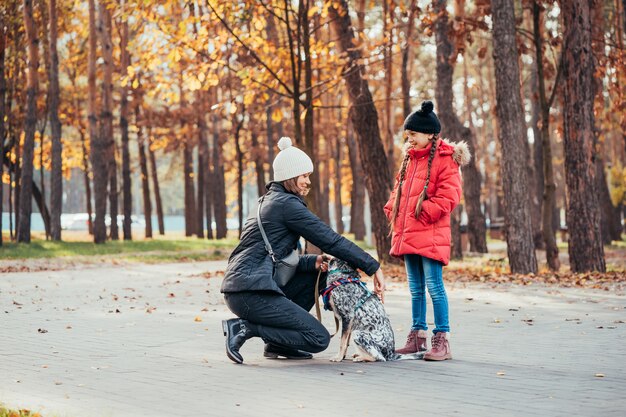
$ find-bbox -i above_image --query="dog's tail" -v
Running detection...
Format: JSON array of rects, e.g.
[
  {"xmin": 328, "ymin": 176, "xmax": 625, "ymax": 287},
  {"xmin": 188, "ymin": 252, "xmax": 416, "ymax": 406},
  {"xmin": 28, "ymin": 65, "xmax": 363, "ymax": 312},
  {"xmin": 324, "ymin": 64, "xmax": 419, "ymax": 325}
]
[{"xmin": 392, "ymin": 352, "xmax": 425, "ymax": 361}]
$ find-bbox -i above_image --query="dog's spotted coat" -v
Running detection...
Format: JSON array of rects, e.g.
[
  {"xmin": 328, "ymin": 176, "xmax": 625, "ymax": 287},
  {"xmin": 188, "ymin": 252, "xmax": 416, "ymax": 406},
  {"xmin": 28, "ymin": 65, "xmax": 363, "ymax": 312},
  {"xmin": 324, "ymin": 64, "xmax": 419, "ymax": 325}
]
[{"xmin": 325, "ymin": 258, "xmax": 422, "ymax": 362}]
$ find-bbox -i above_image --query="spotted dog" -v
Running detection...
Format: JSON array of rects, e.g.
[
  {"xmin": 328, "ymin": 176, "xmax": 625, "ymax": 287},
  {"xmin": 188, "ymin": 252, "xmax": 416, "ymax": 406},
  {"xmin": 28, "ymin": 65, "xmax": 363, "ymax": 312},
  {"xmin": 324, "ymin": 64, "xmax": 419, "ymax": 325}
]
[{"xmin": 322, "ymin": 258, "xmax": 423, "ymax": 362}]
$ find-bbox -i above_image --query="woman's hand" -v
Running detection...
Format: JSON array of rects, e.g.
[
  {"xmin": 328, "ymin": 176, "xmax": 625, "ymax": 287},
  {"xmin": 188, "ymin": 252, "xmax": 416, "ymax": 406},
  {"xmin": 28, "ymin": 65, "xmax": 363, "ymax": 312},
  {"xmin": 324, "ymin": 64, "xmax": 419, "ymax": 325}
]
[
  {"xmin": 373, "ymin": 267, "xmax": 386, "ymax": 303},
  {"xmin": 315, "ymin": 254, "xmax": 331, "ymax": 272}
]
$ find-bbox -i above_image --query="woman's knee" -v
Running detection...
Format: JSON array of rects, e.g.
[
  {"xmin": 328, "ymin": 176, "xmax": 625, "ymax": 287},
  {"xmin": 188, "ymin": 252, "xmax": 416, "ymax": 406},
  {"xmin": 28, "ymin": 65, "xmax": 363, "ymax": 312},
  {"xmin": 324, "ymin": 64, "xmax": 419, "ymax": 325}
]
[{"xmin": 307, "ymin": 324, "xmax": 330, "ymax": 353}]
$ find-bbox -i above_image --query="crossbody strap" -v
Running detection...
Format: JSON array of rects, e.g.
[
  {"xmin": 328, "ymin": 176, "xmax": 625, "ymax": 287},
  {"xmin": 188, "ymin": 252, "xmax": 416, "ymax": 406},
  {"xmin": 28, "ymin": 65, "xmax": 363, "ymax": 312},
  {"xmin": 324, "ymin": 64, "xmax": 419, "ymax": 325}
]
[{"xmin": 256, "ymin": 196, "xmax": 277, "ymax": 262}]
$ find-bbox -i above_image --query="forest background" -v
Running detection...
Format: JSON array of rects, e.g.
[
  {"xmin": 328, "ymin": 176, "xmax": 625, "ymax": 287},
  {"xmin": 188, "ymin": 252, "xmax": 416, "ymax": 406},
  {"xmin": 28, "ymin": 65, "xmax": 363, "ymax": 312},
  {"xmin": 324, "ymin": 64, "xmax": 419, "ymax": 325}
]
[{"xmin": 1, "ymin": 0, "xmax": 624, "ymax": 276}]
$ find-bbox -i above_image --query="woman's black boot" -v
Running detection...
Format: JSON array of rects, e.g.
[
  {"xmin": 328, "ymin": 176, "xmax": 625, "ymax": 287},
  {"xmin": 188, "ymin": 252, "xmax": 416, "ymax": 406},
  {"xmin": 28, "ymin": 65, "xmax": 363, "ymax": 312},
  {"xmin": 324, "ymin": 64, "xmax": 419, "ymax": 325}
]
[{"xmin": 222, "ymin": 319, "xmax": 253, "ymax": 364}]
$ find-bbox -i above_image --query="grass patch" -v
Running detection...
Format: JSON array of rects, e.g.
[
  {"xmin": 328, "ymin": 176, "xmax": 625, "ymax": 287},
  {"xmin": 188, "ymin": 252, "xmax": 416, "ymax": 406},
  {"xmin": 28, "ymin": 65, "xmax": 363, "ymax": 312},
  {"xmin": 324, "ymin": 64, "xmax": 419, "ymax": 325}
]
[{"xmin": 0, "ymin": 234, "xmax": 239, "ymax": 261}]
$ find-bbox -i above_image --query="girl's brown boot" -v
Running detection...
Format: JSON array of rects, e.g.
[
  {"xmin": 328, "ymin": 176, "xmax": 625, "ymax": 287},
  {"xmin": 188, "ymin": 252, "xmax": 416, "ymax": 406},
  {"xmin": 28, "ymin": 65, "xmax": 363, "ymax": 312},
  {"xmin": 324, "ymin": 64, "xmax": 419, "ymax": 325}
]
[{"xmin": 395, "ymin": 329, "xmax": 428, "ymax": 354}]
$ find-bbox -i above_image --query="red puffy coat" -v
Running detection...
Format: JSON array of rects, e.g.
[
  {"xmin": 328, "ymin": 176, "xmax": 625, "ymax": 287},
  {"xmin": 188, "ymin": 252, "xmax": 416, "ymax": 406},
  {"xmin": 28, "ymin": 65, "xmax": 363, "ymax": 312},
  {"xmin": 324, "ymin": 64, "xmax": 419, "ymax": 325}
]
[{"xmin": 384, "ymin": 139, "xmax": 470, "ymax": 265}]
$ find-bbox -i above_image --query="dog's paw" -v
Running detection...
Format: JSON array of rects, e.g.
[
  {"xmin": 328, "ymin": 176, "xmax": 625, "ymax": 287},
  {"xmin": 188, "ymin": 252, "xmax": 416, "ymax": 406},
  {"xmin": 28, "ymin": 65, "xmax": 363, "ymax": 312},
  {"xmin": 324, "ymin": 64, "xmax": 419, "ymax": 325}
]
[{"xmin": 330, "ymin": 355, "xmax": 345, "ymax": 362}]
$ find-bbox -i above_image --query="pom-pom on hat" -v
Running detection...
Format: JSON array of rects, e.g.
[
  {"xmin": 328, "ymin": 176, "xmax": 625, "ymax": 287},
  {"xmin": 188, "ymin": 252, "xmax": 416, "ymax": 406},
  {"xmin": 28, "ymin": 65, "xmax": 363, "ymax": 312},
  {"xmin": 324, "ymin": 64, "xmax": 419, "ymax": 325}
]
[
  {"xmin": 272, "ymin": 137, "xmax": 314, "ymax": 182},
  {"xmin": 403, "ymin": 100, "xmax": 441, "ymax": 134}
]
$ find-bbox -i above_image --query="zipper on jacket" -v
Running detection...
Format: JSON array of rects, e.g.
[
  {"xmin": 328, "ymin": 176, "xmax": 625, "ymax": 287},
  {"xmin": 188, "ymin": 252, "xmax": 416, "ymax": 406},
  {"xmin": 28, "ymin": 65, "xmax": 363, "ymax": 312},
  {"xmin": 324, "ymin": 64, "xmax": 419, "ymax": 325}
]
[{"xmin": 395, "ymin": 156, "xmax": 419, "ymax": 253}]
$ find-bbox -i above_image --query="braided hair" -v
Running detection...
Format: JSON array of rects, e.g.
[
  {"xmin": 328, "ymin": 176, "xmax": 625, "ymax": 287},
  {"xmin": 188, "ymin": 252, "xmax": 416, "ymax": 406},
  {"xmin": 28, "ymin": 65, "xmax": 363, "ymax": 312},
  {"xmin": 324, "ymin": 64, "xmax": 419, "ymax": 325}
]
[
  {"xmin": 415, "ymin": 134, "xmax": 439, "ymax": 218},
  {"xmin": 388, "ymin": 134, "xmax": 438, "ymax": 235},
  {"xmin": 388, "ymin": 152, "xmax": 411, "ymax": 235}
]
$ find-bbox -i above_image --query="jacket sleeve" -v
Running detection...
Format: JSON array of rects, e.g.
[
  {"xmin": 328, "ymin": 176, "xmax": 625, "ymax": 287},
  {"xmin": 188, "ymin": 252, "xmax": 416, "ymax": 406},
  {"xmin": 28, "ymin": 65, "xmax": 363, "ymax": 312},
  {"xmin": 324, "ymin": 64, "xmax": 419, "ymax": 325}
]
[
  {"xmin": 419, "ymin": 157, "xmax": 462, "ymax": 224},
  {"xmin": 283, "ymin": 199, "xmax": 380, "ymax": 276},
  {"xmin": 297, "ymin": 254, "xmax": 318, "ymax": 272}
]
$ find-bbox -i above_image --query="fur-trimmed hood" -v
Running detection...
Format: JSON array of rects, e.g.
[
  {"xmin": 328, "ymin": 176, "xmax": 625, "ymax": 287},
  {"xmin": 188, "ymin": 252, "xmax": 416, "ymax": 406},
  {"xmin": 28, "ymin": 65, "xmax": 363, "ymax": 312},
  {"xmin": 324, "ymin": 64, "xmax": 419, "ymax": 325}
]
[{"xmin": 402, "ymin": 138, "xmax": 471, "ymax": 167}]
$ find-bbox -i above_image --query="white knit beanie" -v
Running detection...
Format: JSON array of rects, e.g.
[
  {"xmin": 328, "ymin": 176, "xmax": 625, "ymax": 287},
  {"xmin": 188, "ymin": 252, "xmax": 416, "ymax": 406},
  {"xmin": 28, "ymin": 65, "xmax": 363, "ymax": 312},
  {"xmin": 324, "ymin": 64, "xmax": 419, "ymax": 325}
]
[{"xmin": 272, "ymin": 137, "xmax": 314, "ymax": 182}]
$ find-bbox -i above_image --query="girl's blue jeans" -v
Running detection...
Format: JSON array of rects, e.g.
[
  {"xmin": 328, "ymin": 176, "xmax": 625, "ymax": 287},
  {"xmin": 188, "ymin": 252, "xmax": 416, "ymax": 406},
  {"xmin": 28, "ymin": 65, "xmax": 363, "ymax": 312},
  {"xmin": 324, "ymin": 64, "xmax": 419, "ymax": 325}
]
[{"xmin": 404, "ymin": 254, "xmax": 450, "ymax": 334}]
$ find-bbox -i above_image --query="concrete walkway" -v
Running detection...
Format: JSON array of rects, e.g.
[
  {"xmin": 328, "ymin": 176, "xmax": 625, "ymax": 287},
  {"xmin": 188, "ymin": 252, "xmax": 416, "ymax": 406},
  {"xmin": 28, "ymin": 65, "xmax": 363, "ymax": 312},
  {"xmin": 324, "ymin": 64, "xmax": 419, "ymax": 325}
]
[{"xmin": 1, "ymin": 261, "xmax": 625, "ymax": 417}]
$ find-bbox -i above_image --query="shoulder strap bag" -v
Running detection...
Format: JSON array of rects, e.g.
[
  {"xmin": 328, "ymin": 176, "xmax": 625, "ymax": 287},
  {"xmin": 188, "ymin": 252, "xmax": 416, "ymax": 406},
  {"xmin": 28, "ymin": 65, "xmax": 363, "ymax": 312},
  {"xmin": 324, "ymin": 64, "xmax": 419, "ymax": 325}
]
[{"xmin": 257, "ymin": 196, "xmax": 299, "ymax": 287}]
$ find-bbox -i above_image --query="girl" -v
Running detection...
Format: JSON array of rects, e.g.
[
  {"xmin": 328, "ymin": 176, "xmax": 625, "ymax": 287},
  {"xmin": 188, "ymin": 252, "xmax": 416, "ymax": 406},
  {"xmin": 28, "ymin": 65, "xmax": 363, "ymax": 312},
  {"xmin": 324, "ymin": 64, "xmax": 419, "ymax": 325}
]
[
  {"xmin": 221, "ymin": 137, "xmax": 386, "ymax": 364},
  {"xmin": 384, "ymin": 101, "xmax": 470, "ymax": 361}
]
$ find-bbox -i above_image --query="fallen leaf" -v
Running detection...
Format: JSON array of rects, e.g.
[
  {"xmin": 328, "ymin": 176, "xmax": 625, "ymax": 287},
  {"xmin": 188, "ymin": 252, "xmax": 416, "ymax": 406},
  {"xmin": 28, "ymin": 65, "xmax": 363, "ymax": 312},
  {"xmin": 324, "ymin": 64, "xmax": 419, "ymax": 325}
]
[
  {"xmin": 37, "ymin": 328, "xmax": 48, "ymax": 333},
  {"xmin": 194, "ymin": 316, "xmax": 203, "ymax": 322},
  {"xmin": 595, "ymin": 373, "xmax": 605, "ymax": 378},
  {"xmin": 497, "ymin": 371, "xmax": 506, "ymax": 376}
]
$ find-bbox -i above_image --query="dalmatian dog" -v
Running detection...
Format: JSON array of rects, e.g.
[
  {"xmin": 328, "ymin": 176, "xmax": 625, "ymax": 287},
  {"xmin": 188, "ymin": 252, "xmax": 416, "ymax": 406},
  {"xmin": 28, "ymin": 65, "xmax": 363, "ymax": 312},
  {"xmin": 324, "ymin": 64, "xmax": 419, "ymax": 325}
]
[{"xmin": 323, "ymin": 258, "xmax": 423, "ymax": 362}]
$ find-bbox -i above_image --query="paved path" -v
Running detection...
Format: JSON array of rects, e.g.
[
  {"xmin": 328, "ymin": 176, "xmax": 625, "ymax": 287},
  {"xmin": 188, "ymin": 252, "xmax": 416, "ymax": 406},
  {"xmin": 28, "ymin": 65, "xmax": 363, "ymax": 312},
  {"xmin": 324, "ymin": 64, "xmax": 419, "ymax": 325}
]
[{"xmin": 1, "ymin": 261, "xmax": 625, "ymax": 417}]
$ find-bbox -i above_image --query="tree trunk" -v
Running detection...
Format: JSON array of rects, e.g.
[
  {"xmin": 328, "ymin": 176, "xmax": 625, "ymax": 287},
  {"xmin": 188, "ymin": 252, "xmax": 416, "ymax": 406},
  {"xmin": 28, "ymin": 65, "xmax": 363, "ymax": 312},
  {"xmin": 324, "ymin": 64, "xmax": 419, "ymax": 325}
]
[
  {"xmin": 201, "ymin": 97, "xmax": 213, "ymax": 240},
  {"xmin": 328, "ymin": 0, "xmax": 393, "ymax": 263},
  {"xmin": 119, "ymin": 13, "xmax": 132, "ymax": 240},
  {"xmin": 89, "ymin": 0, "xmax": 106, "ymax": 243},
  {"xmin": 212, "ymin": 112, "xmax": 227, "ymax": 238},
  {"xmin": 529, "ymin": 64, "xmax": 545, "ymax": 250},
  {"xmin": 79, "ymin": 125, "xmax": 93, "ymax": 235},
  {"xmin": 265, "ymin": 102, "xmax": 275, "ymax": 182},
  {"xmin": 401, "ymin": 0, "xmax": 417, "ymax": 118},
  {"xmin": 333, "ymin": 136, "xmax": 344, "ymax": 234},
  {"xmin": 0, "ymin": 14, "xmax": 5, "ymax": 246},
  {"xmin": 147, "ymin": 127, "xmax": 164, "ymax": 235},
  {"xmin": 183, "ymin": 140, "xmax": 196, "ymax": 236},
  {"xmin": 17, "ymin": 0, "xmax": 39, "ymax": 243},
  {"xmin": 196, "ymin": 143, "xmax": 205, "ymax": 239},
  {"xmin": 383, "ymin": 0, "xmax": 395, "ymax": 179},
  {"xmin": 180, "ymin": 75, "xmax": 196, "ymax": 237},
  {"xmin": 532, "ymin": 1, "xmax": 560, "ymax": 270},
  {"xmin": 99, "ymin": 6, "xmax": 117, "ymax": 241},
  {"xmin": 234, "ymin": 113, "xmax": 244, "ymax": 239},
  {"xmin": 561, "ymin": 0, "xmax": 606, "ymax": 272},
  {"xmin": 135, "ymin": 97, "xmax": 152, "ymax": 239},
  {"xmin": 434, "ymin": 0, "xmax": 487, "ymax": 255},
  {"xmin": 346, "ymin": 122, "xmax": 365, "ymax": 240},
  {"xmin": 491, "ymin": 0, "xmax": 538, "ymax": 274},
  {"xmin": 197, "ymin": 110, "xmax": 211, "ymax": 239},
  {"xmin": 48, "ymin": 0, "xmax": 62, "ymax": 241},
  {"xmin": 251, "ymin": 131, "xmax": 265, "ymax": 197}
]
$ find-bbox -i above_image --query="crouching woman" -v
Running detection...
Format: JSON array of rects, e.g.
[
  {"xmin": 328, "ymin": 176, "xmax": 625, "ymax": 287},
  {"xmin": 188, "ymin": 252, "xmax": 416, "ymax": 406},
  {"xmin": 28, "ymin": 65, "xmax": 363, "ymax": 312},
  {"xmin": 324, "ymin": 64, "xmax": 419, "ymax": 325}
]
[{"xmin": 220, "ymin": 137, "xmax": 385, "ymax": 364}]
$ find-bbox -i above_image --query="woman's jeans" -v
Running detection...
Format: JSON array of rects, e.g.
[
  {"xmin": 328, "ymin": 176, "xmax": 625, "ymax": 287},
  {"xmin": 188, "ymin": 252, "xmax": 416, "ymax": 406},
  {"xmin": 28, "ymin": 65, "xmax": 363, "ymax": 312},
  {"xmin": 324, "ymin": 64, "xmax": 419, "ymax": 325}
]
[
  {"xmin": 404, "ymin": 254, "xmax": 450, "ymax": 334},
  {"xmin": 223, "ymin": 271, "xmax": 330, "ymax": 353}
]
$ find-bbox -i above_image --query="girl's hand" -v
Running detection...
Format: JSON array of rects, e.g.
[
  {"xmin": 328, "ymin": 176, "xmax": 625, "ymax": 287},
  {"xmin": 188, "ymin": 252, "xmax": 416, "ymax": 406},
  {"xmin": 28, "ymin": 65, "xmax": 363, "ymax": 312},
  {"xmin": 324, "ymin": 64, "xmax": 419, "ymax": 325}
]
[
  {"xmin": 373, "ymin": 268, "xmax": 386, "ymax": 303},
  {"xmin": 315, "ymin": 254, "xmax": 331, "ymax": 272}
]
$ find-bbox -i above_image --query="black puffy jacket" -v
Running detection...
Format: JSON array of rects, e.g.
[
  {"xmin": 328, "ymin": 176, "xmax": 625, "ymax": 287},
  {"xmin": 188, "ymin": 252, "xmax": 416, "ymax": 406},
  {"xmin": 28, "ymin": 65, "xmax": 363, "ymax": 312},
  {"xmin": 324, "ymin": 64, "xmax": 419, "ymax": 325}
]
[{"xmin": 220, "ymin": 182, "xmax": 380, "ymax": 294}]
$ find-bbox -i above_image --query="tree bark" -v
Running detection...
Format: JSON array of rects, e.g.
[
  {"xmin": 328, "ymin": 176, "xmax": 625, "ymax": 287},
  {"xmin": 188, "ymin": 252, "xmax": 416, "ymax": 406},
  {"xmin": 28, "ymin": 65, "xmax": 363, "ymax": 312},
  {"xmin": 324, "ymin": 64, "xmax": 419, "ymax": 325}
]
[
  {"xmin": 561, "ymin": 0, "xmax": 606, "ymax": 272},
  {"xmin": 347, "ymin": 118, "xmax": 365, "ymax": 240},
  {"xmin": 89, "ymin": 0, "xmax": 106, "ymax": 243},
  {"xmin": 180, "ymin": 75, "xmax": 196, "ymax": 237},
  {"xmin": 99, "ymin": 6, "xmax": 118, "ymax": 241},
  {"xmin": 233, "ymin": 112, "xmax": 244, "ymax": 239},
  {"xmin": 333, "ymin": 136, "xmax": 344, "ymax": 234},
  {"xmin": 0, "ymin": 14, "xmax": 6, "ymax": 246},
  {"xmin": 212, "ymin": 111, "xmax": 227, "ymax": 238},
  {"xmin": 491, "ymin": 0, "xmax": 538, "ymax": 274},
  {"xmin": 79, "ymin": 124, "xmax": 93, "ymax": 235},
  {"xmin": 119, "ymin": 12, "xmax": 132, "ymax": 240},
  {"xmin": 17, "ymin": 0, "xmax": 39, "ymax": 243},
  {"xmin": 434, "ymin": 0, "xmax": 487, "ymax": 255},
  {"xmin": 48, "ymin": 0, "xmax": 62, "ymax": 241},
  {"xmin": 196, "ymin": 138, "xmax": 205, "ymax": 239},
  {"xmin": 401, "ymin": 0, "xmax": 417, "ymax": 118},
  {"xmin": 299, "ymin": 0, "xmax": 321, "ymax": 218},
  {"xmin": 532, "ymin": 1, "xmax": 560, "ymax": 270},
  {"xmin": 135, "ymin": 95, "xmax": 152, "ymax": 239},
  {"xmin": 146, "ymin": 127, "xmax": 164, "ymax": 235},
  {"xmin": 328, "ymin": 0, "xmax": 393, "ymax": 263},
  {"xmin": 383, "ymin": 0, "xmax": 395, "ymax": 179}
]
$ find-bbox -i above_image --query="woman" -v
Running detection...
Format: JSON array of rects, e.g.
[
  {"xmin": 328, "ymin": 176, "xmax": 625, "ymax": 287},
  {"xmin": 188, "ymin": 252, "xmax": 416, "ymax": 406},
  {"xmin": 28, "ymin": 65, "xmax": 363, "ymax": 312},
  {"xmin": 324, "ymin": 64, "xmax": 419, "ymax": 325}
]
[{"xmin": 221, "ymin": 137, "xmax": 386, "ymax": 364}]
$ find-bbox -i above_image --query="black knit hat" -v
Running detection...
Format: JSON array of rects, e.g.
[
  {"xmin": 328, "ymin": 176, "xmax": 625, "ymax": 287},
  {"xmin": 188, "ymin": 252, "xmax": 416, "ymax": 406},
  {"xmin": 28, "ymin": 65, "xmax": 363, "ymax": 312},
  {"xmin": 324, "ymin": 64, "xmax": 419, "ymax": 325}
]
[{"xmin": 403, "ymin": 101, "xmax": 441, "ymax": 134}]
